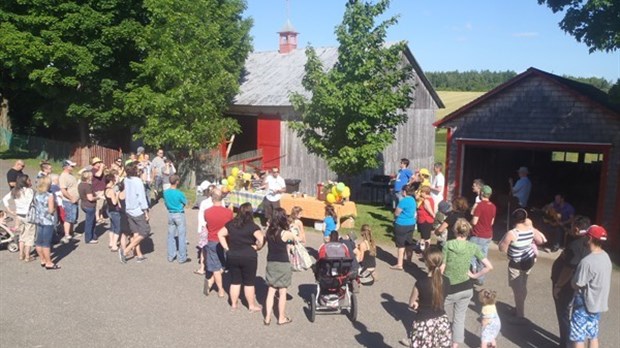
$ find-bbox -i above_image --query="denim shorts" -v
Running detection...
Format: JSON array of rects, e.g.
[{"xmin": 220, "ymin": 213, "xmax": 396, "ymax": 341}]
[
  {"xmin": 108, "ymin": 211, "xmax": 121, "ymax": 234},
  {"xmin": 62, "ymin": 201, "xmax": 79, "ymax": 224},
  {"xmin": 205, "ymin": 241, "xmax": 225, "ymax": 272},
  {"xmin": 35, "ymin": 224, "xmax": 55, "ymax": 248}
]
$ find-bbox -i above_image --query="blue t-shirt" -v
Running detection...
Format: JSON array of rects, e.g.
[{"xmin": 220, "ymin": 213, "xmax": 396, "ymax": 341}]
[
  {"xmin": 163, "ymin": 188, "xmax": 187, "ymax": 213},
  {"xmin": 324, "ymin": 216, "xmax": 337, "ymax": 237},
  {"xmin": 395, "ymin": 196, "xmax": 417, "ymax": 226},
  {"xmin": 394, "ymin": 168, "xmax": 413, "ymax": 192}
]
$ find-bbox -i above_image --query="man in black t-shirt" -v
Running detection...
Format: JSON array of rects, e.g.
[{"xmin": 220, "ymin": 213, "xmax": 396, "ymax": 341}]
[{"xmin": 6, "ymin": 160, "xmax": 25, "ymax": 189}]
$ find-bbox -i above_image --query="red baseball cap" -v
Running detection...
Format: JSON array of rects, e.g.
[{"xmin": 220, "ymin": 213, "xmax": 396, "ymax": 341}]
[{"xmin": 586, "ymin": 225, "xmax": 607, "ymax": 241}]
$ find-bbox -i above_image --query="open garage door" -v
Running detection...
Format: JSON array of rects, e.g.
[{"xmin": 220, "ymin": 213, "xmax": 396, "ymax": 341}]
[{"xmin": 453, "ymin": 139, "xmax": 610, "ymax": 235}]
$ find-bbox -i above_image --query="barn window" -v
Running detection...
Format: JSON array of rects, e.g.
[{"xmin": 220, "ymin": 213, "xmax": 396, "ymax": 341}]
[
  {"xmin": 551, "ymin": 151, "xmax": 579, "ymax": 163},
  {"xmin": 584, "ymin": 153, "xmax": 603, "ymax": 164}
]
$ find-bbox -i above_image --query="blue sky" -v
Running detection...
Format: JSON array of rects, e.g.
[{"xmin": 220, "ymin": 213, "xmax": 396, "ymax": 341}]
[{"xmin": 245, "ymin": 0, "xmax": 619, "ymax": 81}]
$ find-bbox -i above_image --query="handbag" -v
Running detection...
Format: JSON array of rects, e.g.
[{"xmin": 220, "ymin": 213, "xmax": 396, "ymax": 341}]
[
  {"xmin": 292, "ymin": 240, "xmax": 314, "ymax": 271},
  {"xmin": 26, "ymin": 194, "xmax": 38, "ymax": 224},
  {"xmin": 289, "ymin": 244, "xmax": 303, "ymax": 272}
]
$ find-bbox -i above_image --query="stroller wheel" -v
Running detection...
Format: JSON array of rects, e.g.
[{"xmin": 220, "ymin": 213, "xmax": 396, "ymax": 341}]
[
  {"xmin": 348, "ymin": 292, "xmax": 358, "ymax": 322},
  {"xmin": 8, "ymin": 242, "xmax": 19, "ymax": 253},
  {"xmin": 309, "ymin": 293, "xmax": 316, "ymax": 323}
]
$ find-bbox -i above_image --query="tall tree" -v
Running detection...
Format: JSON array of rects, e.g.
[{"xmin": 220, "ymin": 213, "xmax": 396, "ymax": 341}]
[
  {"xmin": 0, "ymin": 0, "xmax": 146, "ymax": 142},
  {"xmin": 538, "ymin": 0, "xmax": 620, "ymax": 53},
  {"xmin": 125, "ymin": 0, "xmax": 252, "ymax": 151},
  {"xmin": 290, "ymin": 0, "xmax": 414, "ymax": 176}
]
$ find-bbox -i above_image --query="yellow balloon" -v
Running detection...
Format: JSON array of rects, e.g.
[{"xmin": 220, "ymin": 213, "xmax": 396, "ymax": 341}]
[
  {"xmin": 228, "ymin": 184, "xmax": 235, "ymax": 192},
  {"xmin": 227, "ymin": 175, "xmax": 236, "ymax": 184},
  {"xmin": 326, "ymin": 193, "xmax": 336, "ymax": 204},
  {"xmin": 342, "ymin": 187, "xmax": 351, "ymax": 198},
  {"xmin": 242, "ymin": 173, "xmax": 251, "ymax": 181},
  {"xmin": 331, "ymin": 186, "xmax": 338, "ymax": 196},
  {"xmin": 231, "ymin": 167, "xmax": 240, "ymax": 176}
]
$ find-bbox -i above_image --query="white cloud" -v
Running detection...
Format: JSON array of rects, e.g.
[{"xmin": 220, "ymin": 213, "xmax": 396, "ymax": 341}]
[{"xmin": 512, "ymin": 32, "xmax": 539, "ymax": 38}]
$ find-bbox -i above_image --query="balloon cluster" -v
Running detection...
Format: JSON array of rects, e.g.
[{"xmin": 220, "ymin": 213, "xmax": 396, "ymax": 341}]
[
  {"xmin": 325, "ymin": 182, "xmax": 351, "ymax": 204},
  {"xmin": 220, "ymin": 166, "xmax": 253, "ymax": 193}
]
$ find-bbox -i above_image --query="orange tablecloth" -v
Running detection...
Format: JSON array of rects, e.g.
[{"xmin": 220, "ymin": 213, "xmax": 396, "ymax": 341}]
[{"xmin": 280, "ymin": 194, "xmax": 357, "ymax": 221}]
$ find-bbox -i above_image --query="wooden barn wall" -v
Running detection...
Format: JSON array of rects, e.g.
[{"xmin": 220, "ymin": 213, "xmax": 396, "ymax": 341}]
[
  {"xmin": 441, "ymin": 75, "xmax": 620, "ymax": 230},
  {"xmin": 279, "ymin": 70, "xmax": 439, "ymax": 200}
]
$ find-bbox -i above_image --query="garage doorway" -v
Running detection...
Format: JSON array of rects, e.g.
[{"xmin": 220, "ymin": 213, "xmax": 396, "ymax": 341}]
[{"xmin": 457, "ymin": 141, "xmax": 607, "ymax": 228}]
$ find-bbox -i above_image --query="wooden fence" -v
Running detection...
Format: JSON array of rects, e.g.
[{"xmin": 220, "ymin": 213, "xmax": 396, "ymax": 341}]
[{"xmin": 71, "ymin": 145, "xmax": 123, "ymax": 168}]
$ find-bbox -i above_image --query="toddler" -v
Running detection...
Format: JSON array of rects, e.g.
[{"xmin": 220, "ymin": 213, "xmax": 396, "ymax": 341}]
[{"xmin": 479, "ymin": 288, "xmax": 501, "ymax": 348}]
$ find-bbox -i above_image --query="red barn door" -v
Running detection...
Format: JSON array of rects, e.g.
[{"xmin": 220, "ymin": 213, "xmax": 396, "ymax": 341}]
[{"xmin": 257, "ymin": 115, "xmax": 281, "ymax": 169}]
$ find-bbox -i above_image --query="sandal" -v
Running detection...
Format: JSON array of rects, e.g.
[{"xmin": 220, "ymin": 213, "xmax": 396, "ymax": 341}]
[
  {"xmin": 277, "ymin": 317, "xmax": 293, "ymax": 325},
  {"xmin": 248, "ymin": 306, "xmax": 262, "ymax": 313},
  {"xmin": 45, "ymin": 264, "xmax": 61, "ymax": 270},
  {"xmin": 193, "ymin": 269, "xmax": 205, "ymax": 275},
  {"xmin": 389, "ymin": 265, "xmax": 403, "ymax": 270},
  {"xmin": 263, "ymin": 319, "xmax": 271, "ymax": 326}
]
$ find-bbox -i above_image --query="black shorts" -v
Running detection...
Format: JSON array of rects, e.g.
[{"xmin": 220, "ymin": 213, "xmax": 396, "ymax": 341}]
[
  {"xmin": 127, "ymin": 213, "xmax": 151, "ymax": 238},
  {"xmin": 226, "ymin": 254, "xmax": 258, "ymax": 286},
  {"xmin": 394, "ymin": 223, "xmax": 415, "ymax": 248},
  {"xmin": 417, "ymin": 222, "xmax": 433, "ymax": 240}
]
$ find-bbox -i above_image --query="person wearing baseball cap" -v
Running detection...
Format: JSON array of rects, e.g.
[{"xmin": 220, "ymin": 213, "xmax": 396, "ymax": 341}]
[
  {"xmin": 470, "ymin": 185, "xmax": 496, "ymax": 285},
  {"xmin": 509, "ymin": 166, "xmax": 532, "ymax": 208},
  {"xmin": 569, "ymin": 225, "xmax": 611, "ymax": 347},
  {"xmin": 59, "ymin": 159, "xmax": 79, "ymax": 243}
]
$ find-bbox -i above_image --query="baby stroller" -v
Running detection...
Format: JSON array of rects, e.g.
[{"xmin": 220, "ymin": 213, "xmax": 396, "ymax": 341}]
[
  {"xmin": 0, "ymin": 213, "xmax": 19, "ymax": 253},
  {"xmin": 309, "ymin": 257, "xmax": 357, "ymax": 322}
]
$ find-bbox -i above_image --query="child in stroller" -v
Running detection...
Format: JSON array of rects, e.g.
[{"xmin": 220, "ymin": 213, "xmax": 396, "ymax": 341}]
[
  {"xmin": 310, "ymin": 231, "xmax": 358, "ymax": 322},
  {"xmin": 0, "ymin": 210, "xmax": 19, "ymax": 253}
]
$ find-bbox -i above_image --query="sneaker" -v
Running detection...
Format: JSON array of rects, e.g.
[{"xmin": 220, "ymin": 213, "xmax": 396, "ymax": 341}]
[
  {"xmin": 178, "ymin": 258, "xmax": 192, "ymax": 264},
  {"xmin": 136, "ymin": 256, "xmax": 147, "ymax": 263},
  {"xmin": 87, "ymin": 240, "xmax": 99, "ymax": 244},
  {"xmin": 118, "ymin": 249, "xmax": 127, "ymax": 264},
  {"xmin": 61, "ymin": 236, "xmax": 71, "ymax": 244}
]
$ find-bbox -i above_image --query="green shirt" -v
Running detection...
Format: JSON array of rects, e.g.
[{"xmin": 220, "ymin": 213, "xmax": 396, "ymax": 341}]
[{"xmin": 443, "ymin": 239, "xmax": 485, "ymax": 286}]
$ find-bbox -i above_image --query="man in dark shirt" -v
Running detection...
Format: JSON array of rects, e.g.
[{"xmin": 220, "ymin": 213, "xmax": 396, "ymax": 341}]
[
  {"xmin": 6, "ymin": 160, "xmax": 25, "ymax": 189},
  {"xmin": 90, "ymin": 157, "xmax": 106, "ymax": 223}
]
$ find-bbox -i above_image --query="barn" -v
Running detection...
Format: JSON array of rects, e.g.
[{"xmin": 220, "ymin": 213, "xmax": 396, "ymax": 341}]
[
  {"xmin": 225, "ymin": 21, "xmax": 444, "ymax": 199},
  {"xmin": 434, "ymin": 67, "xmax": 620, "ymax": 248}
]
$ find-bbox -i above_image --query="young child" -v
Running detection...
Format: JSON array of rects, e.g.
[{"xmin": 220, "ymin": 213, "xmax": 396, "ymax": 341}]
[
  {"xmin": 289, "ymin": 206, "xmax": 306, "ymax": 244},
  {"xmin": 357, "ymin": 224, "xmax": 377, "ymax": 285},
  {"xmin": 479, "ymin": 289, "xmax": 501, "ymax": 348},
  {"xmin": 322, "ymin": 205, "xmax": 337, "ymax": 242}
]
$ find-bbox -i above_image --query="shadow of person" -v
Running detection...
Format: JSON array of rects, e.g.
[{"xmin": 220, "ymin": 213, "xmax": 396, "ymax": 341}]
[
  {"xmin": 368, "ymin": 211, "xmax": 393, "ymax": 224},
  {"xmin": 297, "ymin": 283, "xmax": 316, "ymax": 321},
  {"xmin": 380, "ymin": 293, "xmax": 413, "ymax": 335},
  {"xmin": 353, "ymin": 320, "xmax": 391, "ymax": 348},
  {"xmin": 495, "ymin": 301, "xmax": 560, "ymax": 347},
  {"xmin": 375, "ymin": 246, "xmax": 397, "ymax": 267},
  {"xmin": 51, "ymin": 239, "xmax": 78, "ymax": 264}
]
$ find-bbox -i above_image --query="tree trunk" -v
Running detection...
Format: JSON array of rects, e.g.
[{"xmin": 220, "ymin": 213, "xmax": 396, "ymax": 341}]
[
  {"xmin": 0, "ymin": 95, "xmax": 10, "ymax": 147},
  {"xmin": 79, "ymin": 119, "xmax": 89, "ymax": 146}
]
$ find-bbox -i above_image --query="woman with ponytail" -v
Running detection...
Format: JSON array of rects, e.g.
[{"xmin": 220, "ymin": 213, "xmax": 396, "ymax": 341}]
[{"xmin": 406, "ymin": 245, "xmax": 452, "ymax": 348}]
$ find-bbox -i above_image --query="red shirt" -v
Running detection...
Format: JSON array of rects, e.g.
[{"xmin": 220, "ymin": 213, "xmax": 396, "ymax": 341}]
[
  {"xmin": 204, "ymin": 206, "xmax": 233, "ymax": 242},
  {"xmin": 472, "ymin": 200, "xmax": 496, "ymax": 239},
  {"xmin": 417, "ymin": 197, "xmax": 435, "ymax": 224}
]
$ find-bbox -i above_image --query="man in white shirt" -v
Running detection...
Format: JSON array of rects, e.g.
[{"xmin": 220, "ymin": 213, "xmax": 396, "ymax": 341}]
[
  {"xmin": 430, "ymin": 162, "xmax": 445, "ymax": 212},
  {"xmin": 261, "ymin": 167, "xmax": 286, "ymax": 224}
]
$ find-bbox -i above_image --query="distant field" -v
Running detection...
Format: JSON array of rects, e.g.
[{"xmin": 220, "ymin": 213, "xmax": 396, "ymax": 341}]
[
  {"xmin": 434, "ymin": 91, "xmax": 486, "ymax": 163},
  {"xmin": 436, "ymin": 91, "xmax": 486, "ymax": 120}
]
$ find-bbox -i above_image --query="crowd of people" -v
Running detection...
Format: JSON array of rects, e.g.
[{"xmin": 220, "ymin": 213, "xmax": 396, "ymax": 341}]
[{"xmin": 1, "ymin": 155, "xmax": 614, "ymax": 347}]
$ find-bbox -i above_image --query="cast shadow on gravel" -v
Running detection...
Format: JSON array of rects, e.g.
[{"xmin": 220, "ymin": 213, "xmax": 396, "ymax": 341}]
[{"xmin": 495, "ymin": 301, "xmax": 560, "ymax": 347}]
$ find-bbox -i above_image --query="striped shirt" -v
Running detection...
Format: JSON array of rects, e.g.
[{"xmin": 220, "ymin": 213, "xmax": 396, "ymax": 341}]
[{"xmin": 507, "ymin": 228, "xmax": 535, "ymax": 263}]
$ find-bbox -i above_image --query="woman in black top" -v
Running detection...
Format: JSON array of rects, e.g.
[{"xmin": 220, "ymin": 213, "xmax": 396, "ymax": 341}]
[
  {"xmin": 434, "ymin": 196, "xmax": 469, "ymax": 247},
  {"xmin": 406, "ymin": 245, "xmax": 452, "ymax": 348},
  {"xmin": 218, "ymin": 202, "xmax": 264, "ymax": 312},
  {"xmin": 263, "ymin": 208, "xmax": 296, "ymax": 325}
]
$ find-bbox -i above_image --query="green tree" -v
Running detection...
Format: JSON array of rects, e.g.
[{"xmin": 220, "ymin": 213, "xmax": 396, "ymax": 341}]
[
  {"xmin": 538, "ymin": 0, "xmax": 620, "ymax": 53},
  {"xmin": 290, "ymin": 0, "xmax": 413, "ymax": 175},
  {"xmin": 125, "ymin": 0, "xmax": 252, "ymax": 151},
  {"xmin": 0, "ymin": 0, "xmax": 145, "ymax": 143}
]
